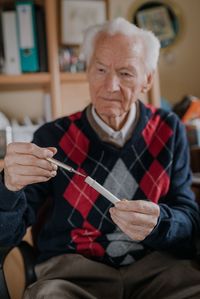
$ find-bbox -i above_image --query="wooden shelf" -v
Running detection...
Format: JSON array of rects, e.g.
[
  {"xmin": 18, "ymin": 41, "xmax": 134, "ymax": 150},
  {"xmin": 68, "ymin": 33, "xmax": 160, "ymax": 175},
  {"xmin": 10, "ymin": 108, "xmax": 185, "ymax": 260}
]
[
  {"xmin": 60, "ymin": 72, "xmax": 87, "ymax": 82},
  {"xmin": 0, "ymin": 72, "xmax": 88, "ymax": 86},
  {"xmin": 0, "ymin": 73, "xmax": 51, "ymax": 86},
  {"xmin": 0, "ymin": 72, "xmax": 87, "ymax": 85}
]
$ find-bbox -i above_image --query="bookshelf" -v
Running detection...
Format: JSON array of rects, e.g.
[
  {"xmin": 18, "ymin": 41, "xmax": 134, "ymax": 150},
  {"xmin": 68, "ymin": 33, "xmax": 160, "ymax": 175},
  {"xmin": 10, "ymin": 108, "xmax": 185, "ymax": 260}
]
[
  {"xmin": 60, "ymin": 72, "xmax": 87, "ymax": 82},
  {"xmin": 0, "ymin": 72, "xmax": 87, "ymax": 85},
  {"xmin": 0, "ymin": 0, "xmax": 61, "ymax": 118},
  {"xmin": 0, "ymin": 73, "xmax": 50, "ymax": 86}
]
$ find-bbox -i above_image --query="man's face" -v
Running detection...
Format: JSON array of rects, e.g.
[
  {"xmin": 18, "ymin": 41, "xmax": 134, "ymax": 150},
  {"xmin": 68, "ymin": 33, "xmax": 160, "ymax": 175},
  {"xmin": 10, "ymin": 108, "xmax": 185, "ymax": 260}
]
[{"xmin": 87, "ymin": 33, "xmax": 152, "ymax": 120}]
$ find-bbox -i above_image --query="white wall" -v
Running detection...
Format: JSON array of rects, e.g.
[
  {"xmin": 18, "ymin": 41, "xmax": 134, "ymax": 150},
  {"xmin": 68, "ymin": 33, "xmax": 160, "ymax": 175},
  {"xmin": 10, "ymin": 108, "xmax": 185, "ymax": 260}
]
[{"xmin": 159, "ymin": 0, "xmax": 200, "ymax": 104}]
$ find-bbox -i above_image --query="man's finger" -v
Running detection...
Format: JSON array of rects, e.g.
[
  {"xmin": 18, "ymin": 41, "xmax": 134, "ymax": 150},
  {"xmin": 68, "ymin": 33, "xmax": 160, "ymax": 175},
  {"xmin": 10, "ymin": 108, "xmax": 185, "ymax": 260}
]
[
  {"xmin": 7, "ymin": 154, "xmax": 57, "ymax": 171},
  {"xmin": 11, "ymin": 165, "xmax": 57, "ymax": 178},
  {"xmin": 110, "ymin": 208, "xmax": 157, "ymax": 228},
  {"xmin": 115, "ymin": 200, "xmax": 160, "ymax": 216},
  {"xmin": 8, "ymin": 142, "xmax": 54, "ymax": 159}
]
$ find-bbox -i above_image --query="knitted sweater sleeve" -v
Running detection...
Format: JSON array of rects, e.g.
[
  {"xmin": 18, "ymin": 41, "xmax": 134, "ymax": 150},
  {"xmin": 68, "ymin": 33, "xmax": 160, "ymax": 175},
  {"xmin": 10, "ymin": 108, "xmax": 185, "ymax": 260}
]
[
  {"xmin": 0, "ymin": 128, "xmax": 52, "ymax": 247},
  {"xmin": 142, "ymin": 120, "xmax": 200, "ymax": 256}
]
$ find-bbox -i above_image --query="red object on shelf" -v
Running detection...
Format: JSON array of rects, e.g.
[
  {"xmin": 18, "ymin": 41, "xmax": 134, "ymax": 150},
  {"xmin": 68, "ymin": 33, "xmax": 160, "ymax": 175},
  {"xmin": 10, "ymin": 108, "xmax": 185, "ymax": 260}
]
[{"xmin": 181, "ymin": 99, "xmax": 200, "ymax": 123}]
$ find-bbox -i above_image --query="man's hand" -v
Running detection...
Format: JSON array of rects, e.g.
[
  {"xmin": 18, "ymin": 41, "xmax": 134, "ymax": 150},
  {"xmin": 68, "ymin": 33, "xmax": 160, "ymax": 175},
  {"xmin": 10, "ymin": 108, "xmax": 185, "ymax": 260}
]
[
  {"xmin": 4, "ymin": 142, "xmax": 58, "ymax": 191},
  {"xmin": 109, "ymin": 200, "xmax": 160, "ymax": 241}
]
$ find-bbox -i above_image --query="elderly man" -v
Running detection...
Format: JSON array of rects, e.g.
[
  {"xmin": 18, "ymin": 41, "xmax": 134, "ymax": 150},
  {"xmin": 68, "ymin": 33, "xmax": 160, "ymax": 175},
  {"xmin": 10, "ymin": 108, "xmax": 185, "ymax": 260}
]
[{"xmin": 0, "ymin": 18, "xmax": 200, "ymax": 299}]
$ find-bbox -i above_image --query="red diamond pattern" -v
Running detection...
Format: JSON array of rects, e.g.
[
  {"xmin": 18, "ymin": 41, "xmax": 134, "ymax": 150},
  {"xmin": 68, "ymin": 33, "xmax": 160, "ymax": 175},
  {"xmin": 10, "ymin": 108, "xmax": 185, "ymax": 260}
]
[
  {"xmin": 69, "ymin": 111, "xmax": 82, "ymax": 121},
  {"xmin": 146, "ymin": 104, "xmax": 157, "ymax": 113},
  {"xmin": 59, "ymin": 122, "xmax": 89, "ymax": 165},
  {"xmin": 140, "ymin": 160, "xmax": 170, "ymax": 203},
  {"xmin": 142, "ymin": 115, "xmax": 173, "ymax": 157},
  {"xmin": 71, "ymin": 221, "xmax": 104, "ymax": 256},
  {"xmin": 64, "ymin": 171, "xmax": 99, "ymax": 218}
]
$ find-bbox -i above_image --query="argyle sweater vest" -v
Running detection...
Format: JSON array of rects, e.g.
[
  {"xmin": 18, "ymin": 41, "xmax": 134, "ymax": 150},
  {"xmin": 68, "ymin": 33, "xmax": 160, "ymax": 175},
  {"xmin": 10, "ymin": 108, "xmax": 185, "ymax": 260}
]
[{"xmin": 0, "ymin": 100, "xmax": 197, "ymax": 267}]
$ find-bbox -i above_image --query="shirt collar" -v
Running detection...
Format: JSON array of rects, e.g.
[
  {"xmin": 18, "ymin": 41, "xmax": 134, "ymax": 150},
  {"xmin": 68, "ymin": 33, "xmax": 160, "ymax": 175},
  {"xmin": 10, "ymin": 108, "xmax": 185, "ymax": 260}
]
[{"xmin": 91, "ymin": 103, "xmax": 136, "ymax": 141}]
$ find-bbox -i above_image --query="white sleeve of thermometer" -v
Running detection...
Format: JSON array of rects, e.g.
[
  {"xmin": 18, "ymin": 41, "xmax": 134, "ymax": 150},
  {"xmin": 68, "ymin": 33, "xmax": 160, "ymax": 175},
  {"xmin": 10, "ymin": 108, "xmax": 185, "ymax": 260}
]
[{"xmin": 85, "ymin": 176, "xmax": 120, "ymax": 204}]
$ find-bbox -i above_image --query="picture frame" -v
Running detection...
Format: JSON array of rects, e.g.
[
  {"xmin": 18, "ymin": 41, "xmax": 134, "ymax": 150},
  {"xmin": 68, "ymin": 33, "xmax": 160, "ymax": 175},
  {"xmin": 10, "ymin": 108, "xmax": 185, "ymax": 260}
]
[
  {"xmin": 61, "ymin": 0, "xmax": 107, "ymax": 45},
  {"xmin": 136, "ymin": 6, "xmax": 176, "ymax": 48}
]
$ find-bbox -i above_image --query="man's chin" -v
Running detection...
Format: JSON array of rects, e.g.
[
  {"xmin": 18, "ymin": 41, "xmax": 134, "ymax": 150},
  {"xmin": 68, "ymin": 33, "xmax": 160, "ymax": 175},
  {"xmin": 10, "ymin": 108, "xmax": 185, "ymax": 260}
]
[{"xmin": 98, "ymin": 108, "xmax": 124, "ymax": 119}]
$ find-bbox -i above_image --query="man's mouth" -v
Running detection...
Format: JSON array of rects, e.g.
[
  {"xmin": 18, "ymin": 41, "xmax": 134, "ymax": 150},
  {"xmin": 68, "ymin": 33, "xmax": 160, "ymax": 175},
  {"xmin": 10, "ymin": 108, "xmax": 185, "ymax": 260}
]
[{"xmin": 101, "ymin": 97, "xmax": 121, "ymax": 102}]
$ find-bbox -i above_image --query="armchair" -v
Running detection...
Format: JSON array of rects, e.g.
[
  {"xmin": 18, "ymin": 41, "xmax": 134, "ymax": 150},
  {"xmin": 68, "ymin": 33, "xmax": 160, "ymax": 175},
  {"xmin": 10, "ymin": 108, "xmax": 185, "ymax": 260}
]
[
  {"xmin": 0, "ymin": 194, "xmax": 53, "ymax": 299},
  {"xmin": 0, "ymin": 241, "xmax": 37, "ymax": 299}
]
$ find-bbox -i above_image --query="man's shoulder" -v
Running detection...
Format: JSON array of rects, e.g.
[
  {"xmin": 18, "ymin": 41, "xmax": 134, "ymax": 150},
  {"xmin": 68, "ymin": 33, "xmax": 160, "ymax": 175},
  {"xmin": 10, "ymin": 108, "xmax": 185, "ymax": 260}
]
[
  {"xmin": 33, "ymin": 109, "xmax": 86, "ymax": 146},
  {"xmin": 38, "ymin": 110, "xmax": 85, "ymax": 132},
  {"xmin": 142, "ymin": 102, "xmax": 181, "ymax": 128},
  {"xmin": 138, "ymin": 102, "xmax": 184, "ymax": 143}
]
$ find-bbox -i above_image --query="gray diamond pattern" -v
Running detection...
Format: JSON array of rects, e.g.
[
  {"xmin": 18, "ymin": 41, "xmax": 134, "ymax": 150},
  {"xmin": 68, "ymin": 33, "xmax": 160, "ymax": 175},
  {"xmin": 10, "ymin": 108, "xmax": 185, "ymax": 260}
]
[{"xmin": 103, "ymin": 158, "xmax": 138, "ymax": 200}]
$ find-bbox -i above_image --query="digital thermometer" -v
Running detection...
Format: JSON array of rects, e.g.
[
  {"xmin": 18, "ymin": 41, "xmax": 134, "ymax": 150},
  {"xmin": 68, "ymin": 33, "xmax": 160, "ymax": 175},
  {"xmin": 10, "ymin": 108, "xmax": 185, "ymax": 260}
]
[{"xmin": 85, "ymin": 176, "xmax": 120, "ymax": 204}]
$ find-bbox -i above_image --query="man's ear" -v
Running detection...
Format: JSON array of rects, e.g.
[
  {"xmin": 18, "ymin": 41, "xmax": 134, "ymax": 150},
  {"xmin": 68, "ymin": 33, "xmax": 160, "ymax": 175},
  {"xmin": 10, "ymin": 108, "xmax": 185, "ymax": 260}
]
[
  {"xmin": 86, "ymin": 63, "xmax": 92, "ymax": 80},
  {"xmin": 141, "ymin": 72, "xmax": 154, "ymax": 94},
  {"xmin": 86, "ymin": 66, "xmax": 89, "ymax": 78}
]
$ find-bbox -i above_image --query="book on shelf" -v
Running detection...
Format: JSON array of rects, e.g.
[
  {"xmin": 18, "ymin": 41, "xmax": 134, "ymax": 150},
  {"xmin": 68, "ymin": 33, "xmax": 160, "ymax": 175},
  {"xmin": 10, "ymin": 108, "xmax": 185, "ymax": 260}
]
[
  {"xmin": 1, "ymin": 10, "xmax": 21, "ymax": 74},
  {"xmin": 0, "ymin": 1, "xmax": 48, "ymax": 74},
  {"xmin": 35, "ymin": 5, "xmax": 48, "ymax": 72},
  {"xmin": 16, "ymin": 0, "xmax": 39, "ymax": 72},
  {"xmin": 0, "ymin": 7, "xmax": 5, "ymax": 74}
]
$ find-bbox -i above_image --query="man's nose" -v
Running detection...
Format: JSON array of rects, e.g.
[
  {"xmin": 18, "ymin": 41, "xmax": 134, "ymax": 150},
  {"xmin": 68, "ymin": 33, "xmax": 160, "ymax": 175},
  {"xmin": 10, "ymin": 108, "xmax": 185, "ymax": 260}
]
[{"xmin": 105, "ymin": 73, "xmax": 120, "ymax": 92}]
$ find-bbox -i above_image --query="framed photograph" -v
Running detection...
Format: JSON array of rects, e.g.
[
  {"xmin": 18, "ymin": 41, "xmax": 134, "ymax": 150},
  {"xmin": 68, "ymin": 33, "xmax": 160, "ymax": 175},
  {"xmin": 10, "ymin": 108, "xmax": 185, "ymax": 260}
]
[
  {"xmin": 136, "ymin": 6, "xmax": 176, "ymax": 47},
  {"xmin": 61, "ymin": 0, "xmax": 107, "ymax": 45}
]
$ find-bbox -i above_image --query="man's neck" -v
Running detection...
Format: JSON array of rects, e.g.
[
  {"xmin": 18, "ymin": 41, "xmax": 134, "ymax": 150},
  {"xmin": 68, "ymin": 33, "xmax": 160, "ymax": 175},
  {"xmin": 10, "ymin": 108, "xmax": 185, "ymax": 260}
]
[
  {"xmin": 100, "ymin": 112, "xmax": 129, "ymax": 131},
  {"xmin": 88, "ymin": 102, "xmax": 139, "ymax": 147}
]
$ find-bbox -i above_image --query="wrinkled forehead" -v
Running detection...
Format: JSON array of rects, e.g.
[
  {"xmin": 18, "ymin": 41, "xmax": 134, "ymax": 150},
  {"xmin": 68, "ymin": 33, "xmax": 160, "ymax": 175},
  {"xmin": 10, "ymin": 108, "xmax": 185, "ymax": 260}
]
[{"xmin": 93, "ymin": 32, "xmax": 144, "ymax": 58}]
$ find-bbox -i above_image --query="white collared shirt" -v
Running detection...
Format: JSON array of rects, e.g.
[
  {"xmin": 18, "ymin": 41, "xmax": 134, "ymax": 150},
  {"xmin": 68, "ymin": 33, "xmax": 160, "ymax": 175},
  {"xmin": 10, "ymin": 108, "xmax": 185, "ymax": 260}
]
[{"xmin": 91, "ymin": 103, "xmax": 136, "ymax": 146}]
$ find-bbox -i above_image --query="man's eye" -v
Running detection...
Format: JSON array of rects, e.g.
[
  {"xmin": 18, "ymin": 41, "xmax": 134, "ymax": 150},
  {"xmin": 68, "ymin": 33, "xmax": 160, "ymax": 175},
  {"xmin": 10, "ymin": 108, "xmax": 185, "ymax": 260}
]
[
  {"xmin": 98, "ymin": 68, "xmax": 106, "ymax": 73},
  {"xmin": 120, "ymin": 72, "xmax": 131, "ymax": 77}
]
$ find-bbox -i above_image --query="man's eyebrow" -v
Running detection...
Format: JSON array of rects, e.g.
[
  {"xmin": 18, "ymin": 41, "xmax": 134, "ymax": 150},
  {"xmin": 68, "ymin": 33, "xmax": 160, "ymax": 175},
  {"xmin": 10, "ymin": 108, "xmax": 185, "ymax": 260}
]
[
  {"xmin": 95, "ymin": 59, "xmax": 137, "ymax": 73},
  {"xmin": 118, "ymin": 66, "xmax": 137, "ymax": 73},
  {"xmin": 95, "ymin": 60, "xmax": 107, "ymax": 66}
]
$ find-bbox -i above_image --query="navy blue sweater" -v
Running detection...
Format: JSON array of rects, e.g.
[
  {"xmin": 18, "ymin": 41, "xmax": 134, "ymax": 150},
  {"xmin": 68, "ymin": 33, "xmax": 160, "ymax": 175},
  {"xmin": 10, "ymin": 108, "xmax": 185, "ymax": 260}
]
[{"xmin": 0, "ymin": 101, "xmax": 199, "ymax": 266}]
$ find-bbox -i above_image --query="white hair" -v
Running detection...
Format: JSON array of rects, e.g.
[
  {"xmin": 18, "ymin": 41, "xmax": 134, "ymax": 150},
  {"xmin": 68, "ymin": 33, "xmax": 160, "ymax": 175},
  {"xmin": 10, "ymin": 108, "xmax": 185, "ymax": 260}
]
[{"xmin": 80, "ymin": 17, "xmax": 160, "ymax": 73}]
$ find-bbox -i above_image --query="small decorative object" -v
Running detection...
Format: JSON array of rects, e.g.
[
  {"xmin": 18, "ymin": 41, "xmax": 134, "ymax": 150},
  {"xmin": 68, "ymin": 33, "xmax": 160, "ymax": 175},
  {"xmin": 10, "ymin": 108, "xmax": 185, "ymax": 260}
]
[
  {"xmin": 136, "ymin": 6, "xmax": 175, "ymax": 48},
  {"xmin": 186, "ymin": 123, "xmax": 200, "ymax": 148},
  {"xmin": 61, "ymin": 0, "xmax": 107, "ymax": 45},
  {"xmin": 181, "ymin": 99, "xmax": 200, "ymax": 123},
  {"xmin": 59, "ymin": 47, "xmax": 86, "ymax": 72},
  {"xmin": 128, "ymin": 0, "xmax": 182, "ymax": 49}
]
